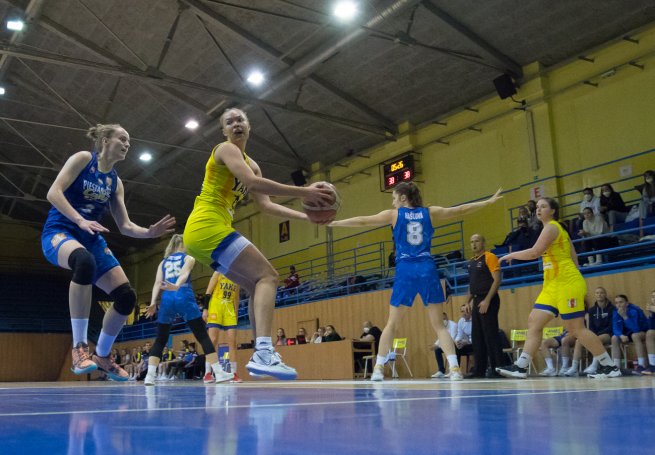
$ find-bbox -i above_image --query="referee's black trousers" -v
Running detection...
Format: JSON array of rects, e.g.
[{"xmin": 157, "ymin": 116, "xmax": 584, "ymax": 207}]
[{"xmin": 471, "ymin": 293, "xmax": 503, "ymax": 376}]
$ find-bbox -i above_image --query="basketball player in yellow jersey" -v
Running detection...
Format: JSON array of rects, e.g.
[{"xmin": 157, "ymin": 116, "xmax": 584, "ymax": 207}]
[
  {"xmin": 496, "ymin": 198, "xmax": 621, "ymax": 379},
  {"xmin": 183, "ymin": 108, "xmax": 333, "ymax": 380},
  {"xmin": 203, "ymin": 271, "xmax": 242, "ymax": 382}
]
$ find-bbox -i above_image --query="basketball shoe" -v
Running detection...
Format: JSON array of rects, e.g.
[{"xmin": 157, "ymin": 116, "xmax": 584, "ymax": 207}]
[
  {"xmin": 246, "ymin": 348, "xmax": 297, "ymax": 380},
  {"xmin": 71, "ymin": 342, "xmax": 97, "ymax": 375},
  {"xmin": 92, "ymin": 353, "xmax": 128, "ymax": 381}
]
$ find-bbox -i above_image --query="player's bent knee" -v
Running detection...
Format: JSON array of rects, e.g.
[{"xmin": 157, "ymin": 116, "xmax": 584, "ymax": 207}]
[
  {"xmin": 110, "ymin": 283, "xmax": 136, "ymax": 316},
  {"xmin": 68, "ymin": 248, "xmax": 96, "ymax": 285}
]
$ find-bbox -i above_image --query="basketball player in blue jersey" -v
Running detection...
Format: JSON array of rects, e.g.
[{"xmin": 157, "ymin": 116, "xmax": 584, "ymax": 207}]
[
  {"xmin": 330, "ymin": 182, "xmax": 502, "ymax": 381},
  {"xmin": 42, "ymin": 124, "xmax": 175, "ymax": 381},
  {"xmin": 144, "ymin": 235, "xmax": 233, "ymax": 385}
]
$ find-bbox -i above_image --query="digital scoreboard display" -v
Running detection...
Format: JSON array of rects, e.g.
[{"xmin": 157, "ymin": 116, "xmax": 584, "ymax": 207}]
[{"xmin": 382, "ymin": 154, "xmax": 415, "ymax": 190}]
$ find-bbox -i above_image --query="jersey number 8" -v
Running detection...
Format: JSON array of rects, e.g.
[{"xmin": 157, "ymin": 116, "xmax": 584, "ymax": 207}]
[{"xmin": 406, "ymin": 221, "xmax": 423, "ymax": 246}]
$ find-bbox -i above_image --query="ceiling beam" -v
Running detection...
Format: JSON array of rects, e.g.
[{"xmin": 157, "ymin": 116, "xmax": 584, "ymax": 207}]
[
  {"xmin": 420, "ymin": 0, "xmax": 523, "ymax": 79},
  {"xmin": 0, "ymin": 0, "xmax": 46, "ymax": 80},
  {"xmin": 181, "ymin": 0, "xmax": 397, "ymax": 132},
  {"xmin": 0, "ymin": 41, "xmax": 389, "ymax": 138}
]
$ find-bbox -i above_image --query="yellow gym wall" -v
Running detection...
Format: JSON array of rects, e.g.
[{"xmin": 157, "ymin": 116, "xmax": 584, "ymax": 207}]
[{"xmin": 121, "ymin": 23, "xmax": 655, "ymax": 295}]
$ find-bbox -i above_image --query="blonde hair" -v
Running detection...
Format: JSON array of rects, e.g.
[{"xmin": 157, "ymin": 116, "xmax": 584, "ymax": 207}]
[
  {"xmin": 86, "ymin": 123, "xmax": 124, "ymax": 151},
  {"xmin": 219, "ymin": 108, "xmax": 249, "ymax": 128},
  {"xmin": 164, "ymin": 234, "xmax": 184, "ymax": 258}
]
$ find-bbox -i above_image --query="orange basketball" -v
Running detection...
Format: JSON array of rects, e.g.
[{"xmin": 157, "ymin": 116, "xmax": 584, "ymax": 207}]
[{"xmin": 302, "ymin": 181, "xmax": 340, "ymax": 224}]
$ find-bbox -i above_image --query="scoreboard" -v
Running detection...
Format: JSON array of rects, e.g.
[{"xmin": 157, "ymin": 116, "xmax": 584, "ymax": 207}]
[{"xmin": 381, "ymin": 154, "xmax": 415, "ymax": 190}]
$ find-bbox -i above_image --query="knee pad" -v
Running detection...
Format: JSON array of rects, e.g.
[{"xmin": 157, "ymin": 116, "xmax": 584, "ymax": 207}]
[
  {"xmin": 68, "ymin": 248, "xmax": 96, "ymax": 285},
  {"xmin": 110, "ymin": 283, "xmax": 136, "ymax": 316}
]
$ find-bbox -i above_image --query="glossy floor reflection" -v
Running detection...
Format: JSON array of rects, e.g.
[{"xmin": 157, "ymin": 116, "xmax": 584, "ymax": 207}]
[{"xmin": 0, "ymin": 378, "xmax": 653, "ymax": 455}]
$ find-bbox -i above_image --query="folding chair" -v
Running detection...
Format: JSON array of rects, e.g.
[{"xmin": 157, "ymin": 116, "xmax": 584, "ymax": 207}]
[
  {"xmin": 502, "ymin": 329, "xmax": 536, "ymax": 374},
  {"xmin": 388, "ymin": 338, "xmax": 413, "ymax": 378}
]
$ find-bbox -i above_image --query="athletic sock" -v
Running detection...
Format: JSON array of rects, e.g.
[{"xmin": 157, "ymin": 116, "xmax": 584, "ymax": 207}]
[
  {"xmin": 649, "ymin": 354, "xmax": 655, "ymax": 366},
  {"xmin": 375, "ymin": 355, "xmax": 387, "ymax": 367},
  {"xmin": 516, "ymin": 352, "xmax": 532, "ymax": 369},
  {"xmin": 545, "ymin": 357, "xmax": 554, "ymax": 369},
  {"xmin": 446, "ymin": 355, "xmax": 459, "ymax": 369},
  {"xmin": 205, "ymin": 361, "xmax": 211, "ymax": 374},
  {"xmin": 570, "ymin": 359, "xmax": 579, "ymax": 371},
  {"xmin": 255, "ymin": 337, "xmax": 272, "ymax": 350},
  {"xmin": 561, "ymin": 357, "xmax": 570, "ymax": 370},
  {"xmin": 595, "ymin": 351, "xmax": 614, "ymax": 367},
  {"xmin": 147, "ymin": 364, "xmax": 157, "ymax": 376},
  {"xmin": 71, "ymin": 319, "xmax": 88, "ymax": 346},
  {"xmin": 638, "ymin": 357, "xmax": 646, "ymax": 367},
  {"xmin": 95, "ymin": 330, "xmax": 116, "ymax": 357},
  {"xmin": 230, "ymin": 361, "xmax": 237, "ymax": 374}
]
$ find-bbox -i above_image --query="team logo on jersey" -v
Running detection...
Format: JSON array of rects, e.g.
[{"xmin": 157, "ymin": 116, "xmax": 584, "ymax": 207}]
[
  {"xmin": 106, "ymin": 176, "xmax": 113, "ymax": 187},
  {"xmin": 50, "ymin": 232, "xmax": 67, "ymax": 248},
  {"xmin": 90, "ymin": 166, "xmax": 95, "ymax": 173},
  {"xmin": 567, "ymin": 298, "xmax": 577, "ymax": 308},
  {"xmin": 83, "ymin": 179, "xmax": 111, "ymax": 202},
  {"xmin": 104, "ymin": 247, "xmax": 113, "ymax": 256}
]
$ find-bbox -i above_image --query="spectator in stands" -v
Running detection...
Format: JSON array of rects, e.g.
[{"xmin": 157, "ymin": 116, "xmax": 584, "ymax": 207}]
[
  {"xmin": 183, "ymin": 343, "xmax": 201, "ymax": 379},
  {"xmin": 358, "ymin": 321, "xmax": 382, "ymax": 354},
  {"xmin": 643, "ymin": 290, "xmax": 655, "ymax": 375},
  {"xmin": 118, "ymin": 348, "xmax": 129, "ymax": 371},
  {"xmin": 311, "ymin": 327, "xmax": 325, "ymax": 344},
  {"xmin": 346, "ymin": 275, "xmax": 366, "ymax": 293},
  {"xmin": 578, "ymin": 208, "xmax": 610, "ymax": 265},
  {"xmin": 635, "ymin": 170, "xmax": 655, "ymax": 221},
  {"xmin": 580, "ymin": 187, "xmax": 601, "ymax": 215},
  {"xmin": 284, "ymin": 266, "xmax": 301, "ymax": 291},
  {"xmin": 430, "ymin": 312, "xmax": 458, "ymax": 378},
  {"xmin": 322, "ymin": 325, "xmax": 342, "ymax": 342},
  {"xmin": 580, "ymin": 287, "xmax": 615, "ymax": 375},
  {"xmin": 275, "ymin": 328, "xmax": 287, "ymax": 346},
  {"xmin": 296, "ymin": 327, "xmax": 308, "ymax": 344},
  {"xmin": 611, "ymin": 294, "xmax": 648, "ymax": 372},
  {"xmin": 127, "ymin": 346, "xmax": 142, "ymax": 381},
  {"xmin": 501, "ymin": 218, "xmax": 534, "ymax": 251},
  {"xmin": 466, "ymin": 234, "xmax": 504, "ymax": 379},
  {"xmin": 157, "ymin": 345, "xmax": 175, "ymax": 379},
  {"xmin": 388, "ymin": 248, "xmax": 396, "ymax": 269},
  {"xmin": 599, "ymin": 183, "xmax": 629, "ymax": 229},
  {"xmin": 538, "ymin": 330, "xmax": 575, "ymax": 376},
  {"xmin": 454, "ymin": 304, "xmax": 474, "ymax": 369},
  {"xmin": 526, "ymin": 200, "xmax": 537, "ymax": 224}
]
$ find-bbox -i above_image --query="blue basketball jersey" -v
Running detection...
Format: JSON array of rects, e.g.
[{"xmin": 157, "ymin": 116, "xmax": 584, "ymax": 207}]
[
  {"xmin": 162, "ymin": 252, "xmax": 191, "ymax": 287},
  {"xmin": 393, "ymin": 207, "xmax": 434, "ymax": 262},
  {"xmin": 44, "ymin": 153, "xmax": 118, "ymax": 230}
]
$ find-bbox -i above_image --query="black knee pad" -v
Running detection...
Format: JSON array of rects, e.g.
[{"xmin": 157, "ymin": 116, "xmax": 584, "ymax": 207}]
[
  {"xmin": 110, "ymin": 283, "xmax": 136, "ymax": 316},
  {"xmin": 68, "ymin": 248, "xmax": 96, "ymax": 285}
]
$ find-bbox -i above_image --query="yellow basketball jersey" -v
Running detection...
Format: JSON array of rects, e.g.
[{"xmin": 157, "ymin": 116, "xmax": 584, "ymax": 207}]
[
  {"xmin": 195, "ymin": 143, "xmax": 250, "ymax": 219},
  {"xmin": 210, "ymin": 274, "xmax": 239, "ymax": 307},
  {"xmin": 542, "ymin": 220, "xmax": 579, "ymax": 282}
]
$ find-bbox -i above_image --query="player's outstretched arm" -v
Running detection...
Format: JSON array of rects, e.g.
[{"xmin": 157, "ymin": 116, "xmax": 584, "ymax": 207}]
[
  {"xmin": 429, "ymin": 188, "xmax": 503, "ymax": 222},
  {"xmin": 329, "ymin": 210, "xmax": 394, "ymax": 228}
]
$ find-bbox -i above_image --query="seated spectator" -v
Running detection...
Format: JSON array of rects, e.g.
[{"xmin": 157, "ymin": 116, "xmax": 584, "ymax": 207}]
[
  {"xmin": 430, "ymin": 312, "xmax": 458, "ymax": 378},
  {"xmin": 118, "ymin": 348, "xmax": 129, "ymax": 371},
  {"xmin": 573, "ymin": 187, "xmax": 601, "ymax": 234},
  {"xmin": 346, "ymin": 275, "xmax": 366, "ymax": 293},
  {"xmin": 322, "ymin": 325, "xmax": 342, "ymax": 342},
  {"xmin": 388, "ymin": 249, "xmax": 396, "ymax": 269},
  {"xmin": 183, "ymin": 343, "xmax": 201, "ymax": 379},
  {"xmin": 599, "ymin": 183, "xmax": 629, "ymax": 229},
  {"xmin": 578, "ymin": 208, "xmax": 610, "ymax": 265},
  {"xmin": 643, "ymin": 290, "xmax": 655, "ymax": 375},
  {"xmin": 538, "ymin": 330, "xmax": 576, "ymax": 376},
  {"xmin": 158, "ymin": 345, "xmax": 175, "ymax": 379},
  {"xmin": 353, "ymin": 321, "xmax": 382, "ymax": 372},
  {"xmin": 611, "ymin": 294, "xmax": 648, "ymax": 373},
  {"xmin": 165, "ymin": 342, "xmax": 189, "ymax": 380},
  {"xmin": 311, "ymin": 327, "xmax": 325, "ymax": 344},
  {"xmin": 275, "ymin": 328, "xmax": 287, "ymax": 346},
  {"xmin": 128, "ymin": 346, "xmax": 143, "ymax": 381},
  {"xmin": 501, "ymin": 218, "xmax": 535, "ymax": 251},
  {"xmin": 635, "ymin": 170, "xmax": 655, "ymax": 221},
  {"xmin": 284, "ymin": 266, "xmax": 301, "ymax": 291},
  {"xmin": 296, "ymin": 327, "xmax": 308, "ymax": 344},
  {"xmin": 454, "ymin": 304, "xmax": 474, "ymax": 369},
  {"xmin": 526, "ymin": 200, "xmax": 539, "ymax": 229},
  {"xmin": 580, "ymin": 287, "xmax": 615, "ymax": 375}
]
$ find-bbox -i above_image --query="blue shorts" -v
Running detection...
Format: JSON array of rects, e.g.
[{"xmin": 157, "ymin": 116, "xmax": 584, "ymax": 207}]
[
  {"xmin": 158, "ymin": 287, "xmax": 201, "ymax": 324},
  {"xmin": 41, "ymin": 226, "xmax": 119, "ymax": 283},
  {"xmin": 390, "ymin": 259, "xmax": 445, "ymax": 307}
]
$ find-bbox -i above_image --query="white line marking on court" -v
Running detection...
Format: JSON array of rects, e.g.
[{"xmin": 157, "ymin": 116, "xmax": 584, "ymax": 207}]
[{"xmin": 0, "ymin": 386, "xmax": 646, "ymax": 418}]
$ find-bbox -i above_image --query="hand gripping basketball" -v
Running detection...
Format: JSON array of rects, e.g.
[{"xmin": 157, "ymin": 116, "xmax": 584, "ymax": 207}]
[{"xmin": 302, "ymin": 182, "xmax": 340, "ymax": 224}]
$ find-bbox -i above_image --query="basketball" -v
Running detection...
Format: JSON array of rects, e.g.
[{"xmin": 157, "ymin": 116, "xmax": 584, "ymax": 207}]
[{"xmin": 302, "ymin": 181, "xmax": 340, "ymax": 224}]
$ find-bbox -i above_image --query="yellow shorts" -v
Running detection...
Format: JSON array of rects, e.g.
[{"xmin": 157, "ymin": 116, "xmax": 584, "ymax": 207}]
[
  {"xmin": 206, "ymin": 297, "xmax": 237, "ymax": 329},
  {"xmin": 534, "ymin": 275, "xmax": 587, "ymax": 320},
  {"xmin": 183, "ymin": 203, "xmax": 242, "ymax": 270}
]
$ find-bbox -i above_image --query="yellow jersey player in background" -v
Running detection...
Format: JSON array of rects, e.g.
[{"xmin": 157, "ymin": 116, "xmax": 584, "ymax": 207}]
[
  {"xmin": 183, "ymin": 108, "xmax": 333, "ymax": 380},
  {"xmin": 496, "ymin": 197, "xmax": 621, "ymax": 379},
  {"xmin": 203, "ymin": 271, "xmax": 242, "ymax": 383}
]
